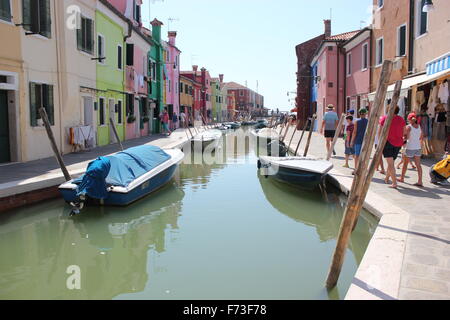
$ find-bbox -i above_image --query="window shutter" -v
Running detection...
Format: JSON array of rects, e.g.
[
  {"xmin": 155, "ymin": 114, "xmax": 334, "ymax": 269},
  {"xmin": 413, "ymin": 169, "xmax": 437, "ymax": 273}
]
[
  {"xmin": 44, "ymin": 84, "xmax": 54, "ymax": 125},
  {"xmin": 30, "ymin": 0, "xmax": 41, "ymax": 34},
  {"xmin": 0, "ymin": 0, "xmax": 12, "ymax": 21},
  {"xmin": 86, "ymin": 18, "xmax": 93, "ymax": 53},
  {"xmin": 29, "ymin": 82, "xmax": 37, "ymax": 127},
  {"xmin": 22, "ymin": 0, "xmax": 31, "ymax": 31},
  {"xmin": 126, "ymin": 43, "xmax": 134, "ymax": 66},
  {"xmin": 39, "ymin": 0, "xmax": 51, "ymax": 38},
  {"xmin": 76, "ymin": 22, "xmax": 82, "ymax": 50},
  {"xmin": 139, "ymin": 99, "xmax": 144, "ymax": 129}
]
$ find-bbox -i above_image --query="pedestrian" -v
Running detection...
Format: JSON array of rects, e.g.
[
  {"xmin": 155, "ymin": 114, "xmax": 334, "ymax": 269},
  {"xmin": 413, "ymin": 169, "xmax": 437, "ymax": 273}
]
[
  {"xmin": 343, "ymin": 115, "xmax": 355, "ymax": 168},
  {"xmin": 398, "ymin": 113, "xmax": 423, "ymax": 187},
  {"xmin": 180, "ymin": 111, "xmax": 187, "ymax": 128},
  {"xmin": 321, "ymin": 104, "xmax": 339, "ymax": 156},
  {"xmin": 379, "ymin": 106, "xmax": 406, "ymax": 189},
  {"xmin": 161, "ymin": 108, "xmax": 172, "ymax": 136},
  {"xmin": 375, "ymin": 118, "xmax": 386, "ymax": 174},
  {"xmin": 172, "ymin": 112, "xmax": 178, "ymax": 130},
  {"xmin": 351, "ymin": 108, "xmax": 369, "ymax": 172}
]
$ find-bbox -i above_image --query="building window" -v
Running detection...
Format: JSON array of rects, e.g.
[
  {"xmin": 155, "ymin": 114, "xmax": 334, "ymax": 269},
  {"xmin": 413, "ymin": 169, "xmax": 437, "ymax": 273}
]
[
  {"xmin": 22, "ymin": 0, "xmax": 52, "ymax": 38},
  {"xmin": 346, "ymin": 53, "xmax": 352, "ymax": 76},
  {"xmin": 417, "ymin": 0, "xmax": 428, "ymax": 36},
  {"xmin": 97, "ymin": 34, "xmax": 105, "ymax": 64},
  {"xmin": 346, "ymin": 97, "xmax": 351, "ymax": 111},
  {"xmin": 29, "ymin": 82, "xmax": 54, "ymax": 126},
  {"xmin": 376, "ymin": 37, "xmax": 384, "ymax": 66},
  {"xmin": 0, "ymin": 0, "xmax": 12, "ymax": 22},
  {"xmin": 126, "ymin": 94, "xmax": 134, "ymax": 116},
  {"xmin": 328, "ymin": 82, "xmax": 333, "ymax": 88},
  {"xmin": 133, "ymin": 0, "xmax": 141, "ymax": 23},
  {"xmin": 117, "ymin": 100, "xmax": 123, "ymax": 124},
  {"xmin": 76, "ymin": 16, "xmax": 94, "ymax": 54},
  {"xmin": 151, "ymin": 61, "xmax": 156, "ymax": 80},
  {"xmin": 117, "ymin": 45, "xmax": 123, "ymax": 70},
  {"xmin": 175, "ymin": 82, "xmax": 178, "ymax": 94},
  {"xmin": 126, "ymin": 43, "xmax": 134, "ymax": 66},
  {"xmin": 362, "ymin": 43, "xmax": 368, "ymax": 70},
  {"xmin": 397, "ymin": 24, "xmax": 407, "ymax": 56},
  {"xmin": 328, "ymin": 46, "xmax": 333, "ymax": 51},
  {"xmin": 240, "ymin": 90, "xmax": 244, "ymax": 97},
  {"xmin": 377, "ymin": 0, "xmax": 384, "ymax": 8},
  {"xmin": 98, "ymin": 97, "xmax": 105, "ymax": 125},
  {"xmin": 180, "ymin": 82, "xmax": 183, "ymax": 93},
  {"xmin": 168, "ymin": 80, "xmax": 171, "ymax": 93}
]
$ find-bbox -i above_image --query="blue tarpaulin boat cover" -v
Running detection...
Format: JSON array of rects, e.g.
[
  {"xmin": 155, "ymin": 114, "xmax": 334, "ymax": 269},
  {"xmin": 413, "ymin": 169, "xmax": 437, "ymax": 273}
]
[{"xmin": 75, "ymin": 146, "xmax": 171, "ymax": 199}]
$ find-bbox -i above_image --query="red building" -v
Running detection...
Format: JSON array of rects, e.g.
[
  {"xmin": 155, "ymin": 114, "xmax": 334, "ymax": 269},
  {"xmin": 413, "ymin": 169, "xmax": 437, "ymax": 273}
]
[
  {"xmin": 223, "ymin": 82, "xmax": 264, "ymax": 117},
  {"xmin": 180, "ymin": 66, "xmax": 212, "ymax": 122}
]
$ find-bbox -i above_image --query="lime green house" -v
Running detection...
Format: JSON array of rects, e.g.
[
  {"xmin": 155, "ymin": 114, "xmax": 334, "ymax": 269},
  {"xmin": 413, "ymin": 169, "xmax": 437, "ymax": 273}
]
[{"xmin": 95, "ymin": 7, "xmax": 126, "ymax": 146}]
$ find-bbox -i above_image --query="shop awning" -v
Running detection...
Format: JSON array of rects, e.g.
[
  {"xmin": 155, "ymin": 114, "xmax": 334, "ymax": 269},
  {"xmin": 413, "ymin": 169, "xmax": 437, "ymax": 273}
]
[{"xmin": 368, "ymin": 69, "xmax": 450, "ymax": 102}]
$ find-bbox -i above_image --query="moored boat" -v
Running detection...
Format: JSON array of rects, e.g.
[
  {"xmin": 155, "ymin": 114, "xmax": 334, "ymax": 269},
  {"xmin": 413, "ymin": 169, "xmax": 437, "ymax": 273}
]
[
  {"xmin": 191, "ymin": 129, "xmax": 222, "ymax": 151},
  {"xmin": 59, "ymin": 145, "xmax": 184, "ymax": 210},
  {"xmin": 257, "ymin": 156, "xmax": 333, "ymax": 189}
]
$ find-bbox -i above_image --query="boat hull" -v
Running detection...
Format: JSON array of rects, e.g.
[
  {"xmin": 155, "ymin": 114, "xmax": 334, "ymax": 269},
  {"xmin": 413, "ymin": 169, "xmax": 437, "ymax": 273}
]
[
  {"xmin": 263, "ymin": 165, "xmax": 325, "ymax": 189},
  {"xmin": 59, "ymin": 163, "xmax": 179, "ymax": 206}
]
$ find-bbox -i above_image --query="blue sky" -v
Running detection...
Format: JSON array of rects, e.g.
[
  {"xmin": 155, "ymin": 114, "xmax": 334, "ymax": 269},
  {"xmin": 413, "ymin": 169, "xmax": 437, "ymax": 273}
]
[{"xmin": 142, "ymin": 0, "xmax": 373, "ymax": 111}]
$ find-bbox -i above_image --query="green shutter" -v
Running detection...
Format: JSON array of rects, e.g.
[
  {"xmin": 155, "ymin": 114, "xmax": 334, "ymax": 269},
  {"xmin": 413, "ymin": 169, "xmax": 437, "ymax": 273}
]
[
  {"xmin": 29, "ymin": 83, "xmax": 37, "ymax": 126},
  {"xmin": 86, "ymin": 18, "xmax": 93, "ymax": 53},
  {"xmin": 139, "ymin": 99, "xmax": 144, "ymax": 129},
  {"xmin": 22, "ymin": 0, "xmax": 31, "ymax": 31},
  {"xmin": 43, "ymin": 84, "xmax": 54, "ymax": 125},
  {"xmin": 40, "ymin": 0, "xmax": 51, "ymax": 38},
  {"xmin": 0, "ymin": 0, "xmax": 11, "ymax": 21},
  {"xmin": 76, "ymin": 22, "xmax": 82, "ymax": 50}
]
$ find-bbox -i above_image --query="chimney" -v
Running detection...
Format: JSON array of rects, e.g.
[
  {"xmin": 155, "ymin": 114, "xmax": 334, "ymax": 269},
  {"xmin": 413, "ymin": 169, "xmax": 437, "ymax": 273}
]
[
  {"xmin": 219, "ymin": 74, "xmax": 224, "ymax": 83},
  {"xmin": 324, "ymin": 19, "xmax": 331, "ymax": 38},
  {"xmin": 201, "ymin": 67, "xmax": 206, "ymax": 85},
  {"xmin": 192, "ymin": 65, "xmax": 198, "ymax": 73},
  {"xmin": 168, "ymin": 31, "xmax": 177, "ymax": 46},
  {"xmin": 150, "ymin": 19, "xmax": 163, "ymax": 42}
]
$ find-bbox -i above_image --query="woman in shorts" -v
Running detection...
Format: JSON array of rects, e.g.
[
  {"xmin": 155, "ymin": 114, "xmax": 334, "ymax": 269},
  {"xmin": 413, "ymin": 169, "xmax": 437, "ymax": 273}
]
[{"xmin": 398, "ymin": 113, "xmax": 423, "ymax": 187}]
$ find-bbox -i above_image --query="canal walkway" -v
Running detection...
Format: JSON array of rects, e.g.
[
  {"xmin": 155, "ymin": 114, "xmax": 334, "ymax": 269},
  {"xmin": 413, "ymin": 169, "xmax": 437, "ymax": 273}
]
[
  {"xmin": 0, "ymin": 128, "xmax": 192, "ymax": 207},
  {"xmin": 282, "ymin": 125, "xmax": 450, "ymax": 300}
]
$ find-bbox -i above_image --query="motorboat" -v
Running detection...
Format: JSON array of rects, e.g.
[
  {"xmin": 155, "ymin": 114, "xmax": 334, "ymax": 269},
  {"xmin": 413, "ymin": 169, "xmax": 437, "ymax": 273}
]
[
  {"xmin": 257, "ymin": 155, "xmax": 333, "ymax": 189},
  {"xmin": 59, "ymin": 145, "xmax": 184, "ymax": 211},
  {"xmin": 191, "ymin": 129, "xmax": 222, "ymax": 151}
]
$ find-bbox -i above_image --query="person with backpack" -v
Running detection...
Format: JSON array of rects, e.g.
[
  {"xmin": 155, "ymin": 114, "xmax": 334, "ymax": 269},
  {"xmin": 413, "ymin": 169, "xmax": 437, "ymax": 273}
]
[{"xmin": 430, "ymin": 153, "xmax": 450, "ymax": 186}]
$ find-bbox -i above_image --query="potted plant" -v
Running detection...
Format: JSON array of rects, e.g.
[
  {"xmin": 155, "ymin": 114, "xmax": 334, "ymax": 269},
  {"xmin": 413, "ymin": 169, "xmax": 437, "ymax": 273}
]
[{"xmin": 127, "ymin": 114, "xmax": 136, "ymax": 123}]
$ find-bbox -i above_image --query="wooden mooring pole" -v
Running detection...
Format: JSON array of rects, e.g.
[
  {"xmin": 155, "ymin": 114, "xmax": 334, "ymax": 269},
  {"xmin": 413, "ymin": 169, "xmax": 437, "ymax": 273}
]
[
  {"xmin": 287, "ymin": 121, "xmax": 298, "ymax": 151},
  {"xmin": 326, "ymin": 114, "xmax": 346, "ymax": 161},
  {"xmin": 110, "ymin": 117, "xmax": 124, "ymax": 151},
  {"xmin": 325, "ymin": 60, "xmax": 394, "ymax": 289},
  {"xmin": 303, "ymin": 115, "xmax": 316, "ymax": 157},
  {"xmin": 294, "ymin": 120, "xmax": 309, "ymax": 156},
  {"xmin": 38, "ymin": 107, "xmax": 72, "ymax": 181}
]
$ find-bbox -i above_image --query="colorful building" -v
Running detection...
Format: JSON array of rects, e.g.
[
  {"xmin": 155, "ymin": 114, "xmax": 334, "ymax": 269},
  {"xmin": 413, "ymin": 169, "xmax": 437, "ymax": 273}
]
[
  {"xmin": 149, "ymin": 19, "xmax": 165, "ymax": 134},
  {"xmin": 180, "ymin": 75, "xmax": 196, "ymax": 123},
  {"xmin": 180, "ymin": 66, "xmax": 211, "ymax": 123},
  {"xmin": 210, "ymin": 78, "xmax": 221, "ymax": 122},
  {"xmin": 223, "ymin": 82, "xmax": 264, "ymax": 118},
  {"xmin": 165, "ymin": 31, "xmax": 181, "ymax": 129}
]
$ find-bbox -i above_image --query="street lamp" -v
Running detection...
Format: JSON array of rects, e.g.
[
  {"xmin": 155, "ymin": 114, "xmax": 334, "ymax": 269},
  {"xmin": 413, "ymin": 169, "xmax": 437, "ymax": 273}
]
[{"xmin": 423, "ymin": 0, "xmax": 435, "ymax": 12}]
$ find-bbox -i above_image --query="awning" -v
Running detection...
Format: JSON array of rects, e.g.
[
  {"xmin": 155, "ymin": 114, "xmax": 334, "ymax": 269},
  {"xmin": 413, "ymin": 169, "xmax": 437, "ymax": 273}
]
[{"xmin": 368, "ymin": 69, "xmax": 450, "ymax": 102}]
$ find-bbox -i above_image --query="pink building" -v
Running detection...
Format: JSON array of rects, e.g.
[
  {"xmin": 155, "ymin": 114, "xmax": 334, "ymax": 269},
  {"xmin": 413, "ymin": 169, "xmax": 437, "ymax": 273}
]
[
  {"xmin": 342, "ymin": 28, "xmax": 371, "ymax": 115},
  {"xmin": 311, "ymin": 28, "xmax": 359, "ymax": 129},
  {"xmin": 107, "ymin": 0, "xmax": 143, "ymax": 27},
  {"xmin": 165, "ymin": 32, "xmax": 181, "ymax": 129}
]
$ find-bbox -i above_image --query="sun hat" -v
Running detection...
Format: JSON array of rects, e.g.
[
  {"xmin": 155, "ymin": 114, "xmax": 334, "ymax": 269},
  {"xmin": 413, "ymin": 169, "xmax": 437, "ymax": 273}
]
[
  {"xmin": 359, "ymin": 108, "xmax": 368, "ymax": 114},
  {"xmin": 327, "ymin": 104, "xmax": 334, "ymax": 110}
]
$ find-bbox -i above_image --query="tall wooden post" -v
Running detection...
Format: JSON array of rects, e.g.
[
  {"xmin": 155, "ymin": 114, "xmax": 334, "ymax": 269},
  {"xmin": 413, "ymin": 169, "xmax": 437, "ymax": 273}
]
[
  {"xmin": 287, "ymin": 122, "xmax": 298, "ymax": 151},
  {"xmin": 325, "ymin": 60, "xmax": 394, "ymax": 289},
  {"xmin": 303, "ymin": 115, "xmax": 316, "ymax": 157},
  {"xmin": 351, "ymin": 80, "xmax": 403, "ymax": 231},
  {"xmin": 38, "ymin": 107, "xmax": 72, "ymax": 181},
  {"xmin": 295, "ymin": 120, "xmax": 309, "ymax": 156},
  {"xmin": 326, "ymin": 114, "xmax": 346, "ymax": 161},
  {"xmin": 110, "ymin": 117, "xmax": 124, "ymax": 151},
  {"xmin": 281, "ymin": 122, "xmax": 290, "ymax": 142}
]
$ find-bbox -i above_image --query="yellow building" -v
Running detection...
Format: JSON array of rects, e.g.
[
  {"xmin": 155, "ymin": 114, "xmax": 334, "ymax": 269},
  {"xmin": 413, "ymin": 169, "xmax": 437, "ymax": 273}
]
[{"xmin": 180, "ymin": 75, "xmax": 194, "ymax": 121}]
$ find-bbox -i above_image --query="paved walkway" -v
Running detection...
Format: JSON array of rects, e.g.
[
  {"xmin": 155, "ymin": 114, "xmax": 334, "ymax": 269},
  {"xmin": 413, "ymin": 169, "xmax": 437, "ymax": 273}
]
[
  {"xmin": 281, "ymin": 124, "xmax": 450, "ymax": 300},
  {"xmin": 0, "ymin": 128, "xmax": 193, "ymax": 198}
]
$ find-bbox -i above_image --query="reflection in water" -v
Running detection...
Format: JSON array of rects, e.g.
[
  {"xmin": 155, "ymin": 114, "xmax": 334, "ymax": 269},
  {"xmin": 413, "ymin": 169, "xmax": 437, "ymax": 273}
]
[
  {"xmin": 0, "ymin": 127, "xmax": 377, "ymax": 300},
  {"xmin": 0, "ymin": 183, "xmax": 184, "ymax": 300}
]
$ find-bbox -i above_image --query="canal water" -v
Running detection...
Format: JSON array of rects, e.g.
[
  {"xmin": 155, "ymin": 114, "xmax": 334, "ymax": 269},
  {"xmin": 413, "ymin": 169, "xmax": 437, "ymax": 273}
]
[{"xmin": 0, "ymin": 128, "xmax": 377, "ymax": 300}]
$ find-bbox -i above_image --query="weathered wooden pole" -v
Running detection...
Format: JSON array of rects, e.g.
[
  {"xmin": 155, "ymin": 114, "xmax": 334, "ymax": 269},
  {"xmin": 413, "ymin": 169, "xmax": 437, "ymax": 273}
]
[
  {"xmin": 287, "ymin": 121, "xmax": 298, "ymax": 151},
  {"xmin": 326, "ymin": 114, "xmax": 346, "ymax": 161},
  {"xmin": 294, "ymin": 119, "xmax": 309, "ymax": 156},
  {"xmin": 281, "ymin": 122, "xmax": 291, "ymax": 142},
  {"xmin": 303, "ymin": 115, "xmax": 316, "ymax": 157},
  {"xmin": 38, "ymin": 107, "xmax": 72, "ymax": 181},
  {"xmin": 325, "ymin": 60, "xmax": 393, "ymax": 289},
  {"xmin": 351, "ymin": 80, "xmax": 403, "ymax": 231},
  {"xmin": 110, "ymin": 117, "xmax": 124, "ymax": 151}
]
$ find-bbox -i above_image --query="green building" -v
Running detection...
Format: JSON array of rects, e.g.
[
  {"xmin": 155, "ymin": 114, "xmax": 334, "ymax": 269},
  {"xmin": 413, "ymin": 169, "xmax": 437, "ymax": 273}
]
[
  {"xmin": 95, "ymin": 10, "xmax": 125, "ymax": 146},
  {"xmin": 149, "ymin": 19, "xmax": 165, "ymax": 134}
]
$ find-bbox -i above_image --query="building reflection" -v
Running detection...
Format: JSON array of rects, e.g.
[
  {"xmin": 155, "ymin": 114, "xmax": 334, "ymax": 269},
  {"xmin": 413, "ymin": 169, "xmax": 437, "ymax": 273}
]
[{"xmin": 0, "ymin": 183, "xmax": 184, "ymax": 300}]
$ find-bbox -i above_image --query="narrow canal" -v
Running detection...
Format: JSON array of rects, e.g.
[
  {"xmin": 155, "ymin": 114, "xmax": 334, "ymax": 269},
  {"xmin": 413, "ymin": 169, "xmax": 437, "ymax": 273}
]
[{"xmin": 0, "ymin": 128, "xmax": 377, "ymax": 300}]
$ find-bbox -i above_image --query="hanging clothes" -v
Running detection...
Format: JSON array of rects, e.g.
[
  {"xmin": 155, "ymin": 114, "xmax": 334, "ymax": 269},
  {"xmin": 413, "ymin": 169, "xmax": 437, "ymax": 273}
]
[
  {"xmin": 433, "ymin": 122, "xmax": 446, "ymax": 141},
  {"xmin": 416, "ymin": 90, "xmax": 426, "ymax": 111},
  {"xmin": 419, "ymin": 113, "xmax": 430, "ymax": 138},
  {"xmin": 438, "ymin": 80, "xmax": 449, "ymax": 105},
  {"xmin": 426, "ymin": 85, "xmax": 439, "ymax": 119},
  {"xmin": 398, "ymin": 97, "xmax": 406, "ymax": 118}
]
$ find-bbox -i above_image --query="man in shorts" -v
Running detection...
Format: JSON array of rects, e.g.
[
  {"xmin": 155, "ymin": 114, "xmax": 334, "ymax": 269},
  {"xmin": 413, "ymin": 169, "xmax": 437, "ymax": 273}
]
[
  {"xmin": 378, "ymin": 106, "xmax": 406, "ymax": 189},
  {"xmin": 351, "ymin": 108, "xmax": 368, "ymax": 171},
  {"xmin": 321, "ymin": 104, "xmax": 339, "ymax": 156}
]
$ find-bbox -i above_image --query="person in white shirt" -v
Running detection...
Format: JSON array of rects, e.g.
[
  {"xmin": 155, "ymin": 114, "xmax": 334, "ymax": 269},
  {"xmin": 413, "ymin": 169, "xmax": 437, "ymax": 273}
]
[{"xmin": 398, "ymin": 113, "xmax": 423, "ymax": 187}]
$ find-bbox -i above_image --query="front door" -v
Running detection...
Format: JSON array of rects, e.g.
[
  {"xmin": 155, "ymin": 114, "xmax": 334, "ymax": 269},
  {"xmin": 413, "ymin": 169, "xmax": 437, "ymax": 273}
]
[
  {"xmin": 83, "ymin": 96, "xmax": 96, "ymax": 147},
  {"xmin": 0, "ymin": 90, "xmax": 10, "ymax": 163},
  {"xmin": 109, "ymin": 99, "xmax": 117, "ymax": 143}
]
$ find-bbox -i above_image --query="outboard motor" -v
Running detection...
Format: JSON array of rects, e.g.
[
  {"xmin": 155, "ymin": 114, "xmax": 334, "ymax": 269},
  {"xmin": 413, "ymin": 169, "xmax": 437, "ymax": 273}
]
[{"xmin": 267, "ymin": 140, "xmax": 288, "ymax": 157}]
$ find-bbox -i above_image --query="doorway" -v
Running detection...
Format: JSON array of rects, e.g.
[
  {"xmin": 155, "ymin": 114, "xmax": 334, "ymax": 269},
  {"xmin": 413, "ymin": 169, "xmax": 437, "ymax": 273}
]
[
  {"xmin": 109, "ymin": 98, "xmax": 116, "ymax": 143},
  {"xmin": 83, "ymin": 96, "xmax": 96, "ymax": 147},
  {"xmin": 0, "ymin": 90, "xmax": 10, "ymax": 163}
]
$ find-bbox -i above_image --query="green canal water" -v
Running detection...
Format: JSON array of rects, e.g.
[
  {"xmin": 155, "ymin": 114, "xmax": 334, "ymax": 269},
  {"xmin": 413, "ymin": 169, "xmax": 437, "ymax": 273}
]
[{"xmin": 0, "ymin": 129, "xmax": 378, "ymax": 300}]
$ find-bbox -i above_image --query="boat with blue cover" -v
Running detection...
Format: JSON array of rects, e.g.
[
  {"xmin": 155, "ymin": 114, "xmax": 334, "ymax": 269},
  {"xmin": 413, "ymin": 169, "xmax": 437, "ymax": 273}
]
[{"xmin": 59, "ymin": 145, "xmax": 184, "ymax": 209}]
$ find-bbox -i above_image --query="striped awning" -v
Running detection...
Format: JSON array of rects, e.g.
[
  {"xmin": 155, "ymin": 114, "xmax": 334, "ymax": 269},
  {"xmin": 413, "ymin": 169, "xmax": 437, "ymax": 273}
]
[{"xmin": 426, "ymin": 52, "xmax": 450, "ymax": 76}]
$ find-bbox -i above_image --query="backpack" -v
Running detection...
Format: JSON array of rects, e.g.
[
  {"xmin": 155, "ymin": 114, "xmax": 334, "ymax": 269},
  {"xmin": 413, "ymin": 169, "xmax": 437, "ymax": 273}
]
[{"xmin": 433, "ymin": 155, "xmax": 450, "ymax": 179}]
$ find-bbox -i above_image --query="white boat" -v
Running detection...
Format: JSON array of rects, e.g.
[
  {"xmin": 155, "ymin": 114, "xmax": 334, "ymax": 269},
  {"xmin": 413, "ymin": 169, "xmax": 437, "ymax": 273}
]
[
  {"xmin": 191, "ymin": 129, "xmax": 222, "ymax": 151},
  {"xmin": 258, "ymin": 156, "xmax": 333, "ymax": 189}
]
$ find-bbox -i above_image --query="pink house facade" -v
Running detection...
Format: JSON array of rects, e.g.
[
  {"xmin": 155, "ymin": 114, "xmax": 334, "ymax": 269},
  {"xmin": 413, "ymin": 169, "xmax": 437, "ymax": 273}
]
[
  {"xmin": 311, "ymin": 30, "xmax": 358, "ymax": 129},
  {"xmin": 343, "ymin": 28, "xmax": 371, "ymax": 115},
  {"xmin": 165, "ymin": 32, "xmax": 181, "ymax": 129}
]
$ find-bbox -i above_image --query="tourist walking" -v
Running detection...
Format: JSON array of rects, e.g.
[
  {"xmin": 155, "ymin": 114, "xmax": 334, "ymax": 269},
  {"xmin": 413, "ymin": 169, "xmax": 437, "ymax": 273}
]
[
  {"xmin": 398, "ymin": 113, "xmax": 423, "ymax": 187},
  {"xmin": 321, "ymin": 104, "xmax": 339, "ymax": 156},
  {"xmin": 378, "ymin": 106, "xmax": 406, "ymax": 189},
  {"xmin": 180, "ymin": 111, "xmax": 187, "ymax": 128},
  {"xmin": 343, "ymin": 115, "xmax": 355, "ymax": 168},
  {"xmin": 172, "ymin": 112, "xmax": 178, "ymax": 131},
  {"xmin": 351, "ymin": 108, "xmax": 369, "ymax": 171},
  {"xmin": 161, "ymin": 108, "xmax": 172, "ymax": 136}
]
